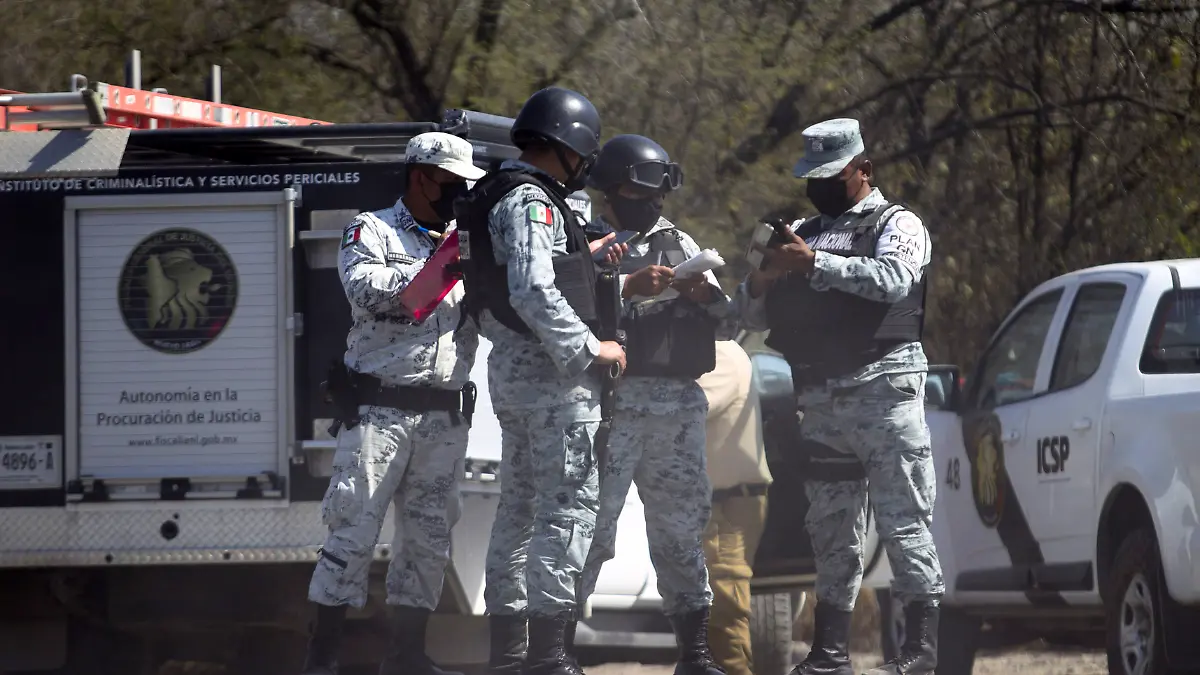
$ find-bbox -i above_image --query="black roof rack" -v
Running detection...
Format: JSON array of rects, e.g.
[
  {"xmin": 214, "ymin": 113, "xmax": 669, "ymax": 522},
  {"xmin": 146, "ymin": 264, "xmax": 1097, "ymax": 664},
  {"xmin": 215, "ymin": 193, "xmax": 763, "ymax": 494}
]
[
  {"xmin": 122, "ymin": 122, "xmax": 437, "ymax": 168},
  {"xmin": 120, "ymin": 109, "xmax": 523, "ymax": 170},
  {"xmin": 0, "ymin": 109, "xmax": 524, "ymax": 177}
]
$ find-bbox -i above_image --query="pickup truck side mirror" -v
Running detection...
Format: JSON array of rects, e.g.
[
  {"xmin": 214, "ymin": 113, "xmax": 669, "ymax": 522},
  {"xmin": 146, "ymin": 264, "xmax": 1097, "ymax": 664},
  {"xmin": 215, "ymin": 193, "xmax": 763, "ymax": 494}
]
[{"xmin": 925, "ymin": 364, "xmax": 961, "ymax": 412}]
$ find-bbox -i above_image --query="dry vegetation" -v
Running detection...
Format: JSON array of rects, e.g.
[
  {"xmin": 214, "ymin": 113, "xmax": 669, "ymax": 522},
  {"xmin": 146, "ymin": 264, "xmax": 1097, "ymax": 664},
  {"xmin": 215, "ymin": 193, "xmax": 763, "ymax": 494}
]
[{"xmin": 5, "ymin": 0, "xmax": 1200, "ymax": 368}]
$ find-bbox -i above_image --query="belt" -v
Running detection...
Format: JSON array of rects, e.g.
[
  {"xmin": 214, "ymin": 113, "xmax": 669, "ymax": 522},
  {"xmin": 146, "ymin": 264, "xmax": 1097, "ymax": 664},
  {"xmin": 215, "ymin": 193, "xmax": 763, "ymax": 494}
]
[
  {"xmin": 711, "ymin": 483, "xmax": 770, "ymax": 501},
  {"xmin": 350, "ymin": 372, "xmax": 477, "ymax": 426}
]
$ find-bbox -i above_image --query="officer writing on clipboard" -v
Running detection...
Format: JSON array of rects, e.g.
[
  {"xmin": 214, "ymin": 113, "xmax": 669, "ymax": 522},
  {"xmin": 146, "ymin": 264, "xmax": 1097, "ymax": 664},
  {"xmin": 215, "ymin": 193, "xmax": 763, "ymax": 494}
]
[
  {"xmin": 737, "ymin": 119, "xmax": 943, "ymax": 675},
  {"xmin": 573, "ymin": 134, "xmax": 731, "ymax": 675},
  {"xmin": 303, "ymin": 132, "xmax": 488, "ymax": 675}
]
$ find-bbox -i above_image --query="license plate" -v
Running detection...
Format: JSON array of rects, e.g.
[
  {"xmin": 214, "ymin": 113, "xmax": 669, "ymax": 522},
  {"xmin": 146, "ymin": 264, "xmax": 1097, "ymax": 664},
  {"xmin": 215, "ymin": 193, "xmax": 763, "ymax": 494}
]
[{"xmin": 0, "ymin": 436, "xmax": 62, "ymax": 490}]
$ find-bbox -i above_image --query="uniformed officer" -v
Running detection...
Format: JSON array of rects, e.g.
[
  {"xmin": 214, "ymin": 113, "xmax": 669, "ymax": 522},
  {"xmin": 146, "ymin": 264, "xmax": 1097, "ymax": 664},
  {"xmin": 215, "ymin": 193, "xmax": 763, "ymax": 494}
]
[
  {"xmin": 576, "ymin": 134, "xmax": 729, "ymax": 675},
  {"xmin": 301, "ymin": 132, "xmax": 485, "ymax": 675},
  {"xmin": 737, "ymin": 118, "xmax": 943, "ymax": 675},
  {"xmin": 452, "ymin": 87, "xmax": 627, "ymax": 675}
]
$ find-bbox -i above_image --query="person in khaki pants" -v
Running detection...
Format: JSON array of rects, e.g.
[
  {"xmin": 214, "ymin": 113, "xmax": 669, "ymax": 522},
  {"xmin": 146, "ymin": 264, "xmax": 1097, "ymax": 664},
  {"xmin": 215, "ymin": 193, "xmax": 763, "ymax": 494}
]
[{"xmin": 696, "ymin": 340, "xmax": 774, "ymax": 675}]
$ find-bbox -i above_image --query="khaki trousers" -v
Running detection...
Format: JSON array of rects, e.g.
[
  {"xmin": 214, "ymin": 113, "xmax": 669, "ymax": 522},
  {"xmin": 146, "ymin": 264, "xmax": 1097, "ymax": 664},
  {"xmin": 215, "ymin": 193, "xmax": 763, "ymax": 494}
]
[{"xmin": 702, "ymin": 492, "xmax": 768, "ymax": 675}]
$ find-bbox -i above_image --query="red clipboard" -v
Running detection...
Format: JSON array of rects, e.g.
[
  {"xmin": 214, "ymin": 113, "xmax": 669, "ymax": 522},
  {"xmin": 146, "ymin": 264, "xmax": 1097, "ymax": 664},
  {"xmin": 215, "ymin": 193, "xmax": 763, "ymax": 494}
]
[{"xmin": 396, "ymin": 229, "xmax": 462, "ymax": 324}]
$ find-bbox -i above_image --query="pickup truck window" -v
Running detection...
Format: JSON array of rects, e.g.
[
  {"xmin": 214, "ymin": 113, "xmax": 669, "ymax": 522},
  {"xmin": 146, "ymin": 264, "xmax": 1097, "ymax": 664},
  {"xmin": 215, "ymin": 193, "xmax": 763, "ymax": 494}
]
[
  {"xmin": 968, "ymin": 289, "xmax": 1063, "ymax": 409},
  {"xmin": 1049, "ymin": 282, "xmax": 1127, "ymax": 391},
  {"xmin": 1140, "ymin": 287, "xmax": 1200, "ymax": 374}
]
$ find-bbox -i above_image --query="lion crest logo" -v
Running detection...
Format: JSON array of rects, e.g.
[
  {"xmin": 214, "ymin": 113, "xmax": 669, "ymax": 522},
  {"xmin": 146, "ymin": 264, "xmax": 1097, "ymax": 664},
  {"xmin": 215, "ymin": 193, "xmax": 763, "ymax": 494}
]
[
  {"xmin": 964, "ymin": 413, "xmax": 1006, "ymax": 528},
  {"xmin": 119, "ymin": 228, "xmax": 238, "ymax": 354}
]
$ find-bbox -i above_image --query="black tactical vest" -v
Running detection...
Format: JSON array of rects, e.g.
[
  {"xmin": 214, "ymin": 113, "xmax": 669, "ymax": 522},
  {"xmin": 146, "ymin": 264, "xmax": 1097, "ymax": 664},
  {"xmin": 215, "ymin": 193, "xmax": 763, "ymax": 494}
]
[
  {"xmin": 454, "ymin": 168, "xmax": 599, "ymax": 335},
  {"xmin": 763, "ymin": 202, "xmax": 927, "ymax": 384},
  {"xmin": 619, "ymin": 228, "xmax": 717, "ymax": 379}
]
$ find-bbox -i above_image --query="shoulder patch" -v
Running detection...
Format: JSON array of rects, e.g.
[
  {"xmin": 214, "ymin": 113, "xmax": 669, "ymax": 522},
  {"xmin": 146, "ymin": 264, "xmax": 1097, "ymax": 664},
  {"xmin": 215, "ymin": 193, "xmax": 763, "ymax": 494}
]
[
  {"xmin": 526, "ymin": 201, "xmax": 554, "ymax": 225},
  {"xmin": 893, "ymin": 210, "xmax": 922, "ymax": 237},
  {"xmin": 341, "ymin": 223, "xmax": 363, "ymax": 249}
]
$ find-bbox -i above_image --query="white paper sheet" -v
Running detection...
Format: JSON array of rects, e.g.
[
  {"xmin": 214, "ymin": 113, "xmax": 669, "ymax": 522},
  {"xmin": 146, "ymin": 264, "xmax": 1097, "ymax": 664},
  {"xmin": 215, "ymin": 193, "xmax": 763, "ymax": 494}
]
[{"xmin": 672, "ymin": 248, "xmax": 726, "ymax": 279}]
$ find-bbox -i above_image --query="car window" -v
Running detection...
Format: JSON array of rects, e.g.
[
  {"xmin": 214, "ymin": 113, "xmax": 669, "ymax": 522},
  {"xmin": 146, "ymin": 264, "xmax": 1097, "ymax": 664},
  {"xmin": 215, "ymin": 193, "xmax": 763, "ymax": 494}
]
[
  {"xmin": 1050, "ymin": 283, "xmax": 1127, "ymax": 391},
  {"xmin": 968, "ymin": 289, "xmax": 1064, "ymax": 409},
  {"xmin": 1141, "ymin": 287, "xmax": 1200, "ymax": 374}
]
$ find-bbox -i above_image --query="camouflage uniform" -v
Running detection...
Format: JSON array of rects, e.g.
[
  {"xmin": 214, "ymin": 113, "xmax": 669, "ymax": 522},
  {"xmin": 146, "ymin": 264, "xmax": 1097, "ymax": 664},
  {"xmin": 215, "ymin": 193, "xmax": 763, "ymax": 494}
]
[
  {"xmin": 480, "ymin": 159, "xmax": 602, "ymax": 620},
  {"xmin": 308, "ymin": 198, "xmax": 478, "ymax": 610},
  {"xmin": 577, "ymin": 217, "xmax": 730, "ymax": 616},
  {"xmin": 736, "ymin": 187, "xmax": 944, "ymax": 611}
]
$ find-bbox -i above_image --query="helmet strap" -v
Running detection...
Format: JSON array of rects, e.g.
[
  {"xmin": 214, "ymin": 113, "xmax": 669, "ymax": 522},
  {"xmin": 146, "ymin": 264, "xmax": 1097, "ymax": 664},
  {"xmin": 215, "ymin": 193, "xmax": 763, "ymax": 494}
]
[{"xmin": 553, "ymin": 145, "xmax": 588, "ymax": 192}]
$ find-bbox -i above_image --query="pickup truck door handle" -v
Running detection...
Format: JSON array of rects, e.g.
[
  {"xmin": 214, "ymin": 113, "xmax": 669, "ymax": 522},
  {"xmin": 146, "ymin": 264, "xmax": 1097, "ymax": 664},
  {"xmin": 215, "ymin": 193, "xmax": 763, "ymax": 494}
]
[
  {"xmin": 1072, "ymin": 417, "xmax": 1093, "ymax": 431},
  {"xmin": 1002, "ymin": 430, "xmax": 1021, "ymax": 444}
]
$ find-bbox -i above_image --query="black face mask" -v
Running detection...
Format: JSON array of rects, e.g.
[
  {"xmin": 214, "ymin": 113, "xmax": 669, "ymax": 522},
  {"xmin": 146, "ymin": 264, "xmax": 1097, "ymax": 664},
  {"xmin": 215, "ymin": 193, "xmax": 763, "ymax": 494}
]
[
  {"xmin": 806, "ymin": 177, "xmax": 855, "ymax": 217},
  {"xmin": 428, "ymin": 180, "xmax": 468, "ymax": 224},
  {"xmin": 609, "ymin": 194, "xmax": 664, "ymax": 233}
]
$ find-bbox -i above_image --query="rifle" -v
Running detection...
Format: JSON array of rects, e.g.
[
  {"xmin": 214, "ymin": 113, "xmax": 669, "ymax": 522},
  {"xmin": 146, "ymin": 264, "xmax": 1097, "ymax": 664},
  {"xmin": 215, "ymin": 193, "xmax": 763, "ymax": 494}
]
[{"xmin": 594, "ymin": 264, "xmax": 625, "ymax": 471}]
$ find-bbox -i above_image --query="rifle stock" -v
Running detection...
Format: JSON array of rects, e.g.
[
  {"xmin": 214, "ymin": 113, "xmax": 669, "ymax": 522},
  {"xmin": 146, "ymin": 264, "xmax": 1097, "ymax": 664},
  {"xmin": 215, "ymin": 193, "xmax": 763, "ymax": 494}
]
[{"xmin": 594, "ymin": 265, "xmax": 625, "ymax": 470}]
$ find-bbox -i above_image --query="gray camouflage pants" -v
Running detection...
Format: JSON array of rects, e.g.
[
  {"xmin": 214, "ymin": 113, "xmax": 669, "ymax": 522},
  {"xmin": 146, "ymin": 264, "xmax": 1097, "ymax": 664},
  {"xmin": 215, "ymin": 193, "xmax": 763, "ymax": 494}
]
[
  {"xmin": 308, "ymin": 405, "xmax": 466, "ymax": 610},
  {"xmin": 483, "ymin": 400, "xmax": 601, "ymax": 618},
  {"xmin": 800, "ymin": 371, "xmax": 944, "ymax": 610},
  {"xmin": 578, "ymin": 406, "xmax": 714, "ymax": 616}
]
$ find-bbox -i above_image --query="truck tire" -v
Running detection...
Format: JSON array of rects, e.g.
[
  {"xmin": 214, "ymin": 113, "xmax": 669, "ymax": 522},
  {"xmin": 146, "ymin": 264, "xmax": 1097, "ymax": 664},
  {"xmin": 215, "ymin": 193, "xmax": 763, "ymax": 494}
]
[
  {"xmin": 750, "ymin": 590, "xmax": 795, "ymax": 675},
  {"xmin": 935, "ymin": 605, "xmax": 980, "ymax": 675},
  {"xmin": 876, "ymin": 586, "xmax": 905, "ymax": 663},
  {"xmin": 1105, "ymin": 528, "xmax": 1168, "ymax": 675}
]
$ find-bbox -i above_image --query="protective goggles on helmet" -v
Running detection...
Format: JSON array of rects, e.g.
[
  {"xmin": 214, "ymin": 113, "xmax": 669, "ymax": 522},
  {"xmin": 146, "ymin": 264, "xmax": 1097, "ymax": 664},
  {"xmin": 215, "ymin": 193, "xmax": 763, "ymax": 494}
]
[{"xmin": 626, "ymin": 160, "xmax": 684, "ymax": 191}]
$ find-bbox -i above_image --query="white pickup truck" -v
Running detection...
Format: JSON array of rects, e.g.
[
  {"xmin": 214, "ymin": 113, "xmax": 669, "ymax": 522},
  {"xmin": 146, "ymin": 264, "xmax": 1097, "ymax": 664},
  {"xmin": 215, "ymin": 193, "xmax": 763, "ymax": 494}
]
[{"xmin": 876, "ymin": 260, "xmax": 1200, "ymax": 675}]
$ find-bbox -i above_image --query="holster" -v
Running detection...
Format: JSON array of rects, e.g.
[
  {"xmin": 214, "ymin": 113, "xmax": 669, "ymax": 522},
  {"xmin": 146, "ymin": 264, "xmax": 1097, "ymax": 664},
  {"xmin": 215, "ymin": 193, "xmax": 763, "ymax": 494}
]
[
  {"xmin": 321, "ymin": 360, "xmax": 363, "ymax": 437},
  {"xmin": 320, "ymin": 362, "xmax": 478, "ymax": 436}
]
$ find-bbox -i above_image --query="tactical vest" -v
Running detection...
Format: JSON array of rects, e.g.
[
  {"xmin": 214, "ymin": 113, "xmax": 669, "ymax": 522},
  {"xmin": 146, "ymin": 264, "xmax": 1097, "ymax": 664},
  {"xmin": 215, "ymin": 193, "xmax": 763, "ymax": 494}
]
[
  {"xmin": 454, "ymin": 169, "xmax": 599, "ymax": 335},
  {"xmin": 620, "ymin": 228, "xmax": 717, "ymax": 379},
  {"xmin": 763, "ymin": 202, "xmax": 927, "ymax": 384}
]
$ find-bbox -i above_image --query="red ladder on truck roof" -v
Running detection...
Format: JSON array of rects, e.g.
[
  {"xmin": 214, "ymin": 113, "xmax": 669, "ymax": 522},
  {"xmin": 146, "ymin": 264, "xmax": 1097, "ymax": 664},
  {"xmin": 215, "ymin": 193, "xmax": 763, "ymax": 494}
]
[
  {"xmin": 2, "ymin": 58, "xmax": 329, "ymax": 132},
  {"xmin": 0, "ymin": 84, "xmax": 328, "ymax": 132}
]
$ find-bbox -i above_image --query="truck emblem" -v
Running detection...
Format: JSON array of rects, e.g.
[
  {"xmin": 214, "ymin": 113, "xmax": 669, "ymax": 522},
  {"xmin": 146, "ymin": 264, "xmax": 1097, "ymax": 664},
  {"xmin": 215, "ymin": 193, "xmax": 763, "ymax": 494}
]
[
  {"xmin": 118, "ymin": 227, "xmax": 238, "ymax": 355},
  {"xmin": 965, "ymin": 414, "xmax": 1006, "ymax": 528}
]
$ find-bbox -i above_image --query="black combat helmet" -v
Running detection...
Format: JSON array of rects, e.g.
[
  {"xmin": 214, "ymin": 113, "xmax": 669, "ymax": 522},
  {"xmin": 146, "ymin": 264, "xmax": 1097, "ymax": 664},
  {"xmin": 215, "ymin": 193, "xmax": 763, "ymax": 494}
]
[
  {"xmin": 587, "ymin": 134, "xmax": 683, "ymax": 193},
  {"xmin": 510, "ymin": 87, "xmax": 603, "ymax": 162}
]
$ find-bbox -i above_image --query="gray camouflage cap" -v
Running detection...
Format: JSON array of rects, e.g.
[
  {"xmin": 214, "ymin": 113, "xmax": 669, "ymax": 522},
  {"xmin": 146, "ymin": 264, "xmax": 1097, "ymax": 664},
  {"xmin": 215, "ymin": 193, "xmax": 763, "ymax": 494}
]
[
  {"xmin": 792, "ymin": 118, "xmax": 866, "ymax": 180},
  {"xmin": 405, "ymin": 131, "xmax": 487, "ymax": 180}
]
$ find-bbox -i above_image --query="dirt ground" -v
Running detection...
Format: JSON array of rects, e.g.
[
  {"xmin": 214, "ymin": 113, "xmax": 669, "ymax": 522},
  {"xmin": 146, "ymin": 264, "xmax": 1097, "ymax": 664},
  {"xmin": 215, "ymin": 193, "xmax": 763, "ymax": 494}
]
[
  {"xmin": 586, "ymin": 645, "xmax": 1108, "ymax": 674},
  {"xmin": 586, "ymin": 587, "xmax": 1109, "ymax": 675}
]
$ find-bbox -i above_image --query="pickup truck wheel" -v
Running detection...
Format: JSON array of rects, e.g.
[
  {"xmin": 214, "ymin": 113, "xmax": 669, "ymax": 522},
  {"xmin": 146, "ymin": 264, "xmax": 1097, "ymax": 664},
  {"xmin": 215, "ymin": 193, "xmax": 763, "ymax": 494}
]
[
  {"xmin": 876, "ymin": 586, "xmax": 905, "ymax": 663},
  {"xmin": 936, "ymin": 605, "xmax": 981, "ymax": 675},
  {"xmin": 1105, "ymin": 528, "xmax": 1168, "ymax": 675},
  {"xmin": 750, "ymin": 590, "xmax": 795, "ymax": 675}
]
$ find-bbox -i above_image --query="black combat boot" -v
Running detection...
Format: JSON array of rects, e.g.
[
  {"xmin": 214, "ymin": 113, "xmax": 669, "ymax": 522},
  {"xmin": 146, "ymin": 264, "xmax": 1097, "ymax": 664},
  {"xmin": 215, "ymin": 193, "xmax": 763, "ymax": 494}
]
[
  {"xmin": 301, "ymin": 604, "xmax": 347, "ymax": 675},
  {"xmin": 563, "ymin": 619, "xmax": 578, "ymax": 660},
  {"xmin": 789, "ymin": 603, "xmax": 853, "ymax": 675},
  {"xmin": 668, "ymin": 607, "xmax": 726, "ymax": 675},
  {"xmin": 862, "ymin": 602, "xmax": 939, "ymax": 675},
  {"xmin": 377, "ymin": 605, "xmax": 464, "ymax": 675},
  {"xmin": 488, "ymin": 613, "xmax": 529, "ymax": 675},
  {"xmin": 525, "ymin": 613, "xmax": 584, "ymax": 675}
]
